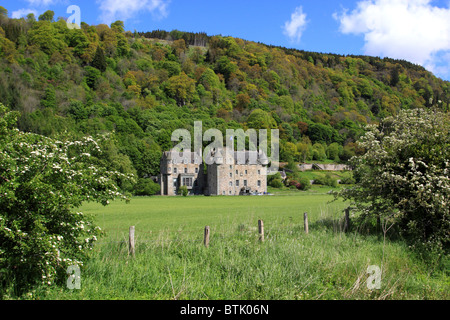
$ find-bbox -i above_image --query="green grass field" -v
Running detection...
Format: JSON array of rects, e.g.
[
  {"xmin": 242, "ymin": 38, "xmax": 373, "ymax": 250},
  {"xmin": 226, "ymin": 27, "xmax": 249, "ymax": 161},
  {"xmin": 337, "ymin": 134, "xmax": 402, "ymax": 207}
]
[{"xmin": 32, "ymin": 187, "xmax": 449, "ymax": 300}]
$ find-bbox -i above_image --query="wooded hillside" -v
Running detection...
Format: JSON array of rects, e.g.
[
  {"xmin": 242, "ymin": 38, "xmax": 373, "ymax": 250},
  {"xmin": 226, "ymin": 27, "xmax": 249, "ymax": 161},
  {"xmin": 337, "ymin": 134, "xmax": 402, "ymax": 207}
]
[{"xmin": 0, "ymin": 7, "xmax": 449, "ymax": 195}]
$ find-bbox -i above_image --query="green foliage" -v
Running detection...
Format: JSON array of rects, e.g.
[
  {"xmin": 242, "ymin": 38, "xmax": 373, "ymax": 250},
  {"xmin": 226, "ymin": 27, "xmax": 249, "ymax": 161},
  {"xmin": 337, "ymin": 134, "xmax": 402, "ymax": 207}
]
[
  {"xmin": 165, "ymin": 72, "xmax": 196, "ymax": 106},
  {"xmin": 92, "ymin": 46, "xmax": 107, "ymax": 72},
  {"xmin": 246, "ymin": 109, "xmax": 277, "ymax": 130},
  {"xmin": 40, "ymin": 85, "xmax": 57, "ymax": 110},
  {"xmin": 134, "ymin": 178, "xmax": 160, "ymax": 196},
  {"xmin": 269, "ymin": 178, "xmax": 284, "ymax": 189},
  {"xmin": 314, "ymin": 173, "xmax": 338, "ymax": 187},
  {"xmin": 0, "ymin": 103, "xmax": 133, "ymax": 296},
  {"xmin": 0, "ymin": 7, "xmax": 449, "ymax": 199},
  {"xmin": 198, "ymin": 68, "xmax": 221, "ymax": 91},
  {"xmin": 28, "ymin": 21, "xmax": 66, "ymax": 55},
  {"xmin": 38, "ymin": 10, "xmax": 54, "ymax": 22},
  {"xmin": 338, "ymin": 108, "xmax": 450, "ymax": 258},
  {"xmin": 297, "ymin": 176, "xmax": 311, "ymax": 190},
  {"xmin": 179, "ymin": 185, "xmax": 189, "ymax": 197},
  {"xmin": 84, "ymin": 66, "xmax": 102, "ymax": 90}
]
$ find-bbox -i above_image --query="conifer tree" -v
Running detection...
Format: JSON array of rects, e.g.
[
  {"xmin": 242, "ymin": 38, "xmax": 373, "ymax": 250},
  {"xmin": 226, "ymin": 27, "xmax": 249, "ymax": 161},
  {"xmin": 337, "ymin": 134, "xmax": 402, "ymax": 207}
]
[{"xmin": 92, "ymin": 46, "xmax": 107, "ymax": 72}]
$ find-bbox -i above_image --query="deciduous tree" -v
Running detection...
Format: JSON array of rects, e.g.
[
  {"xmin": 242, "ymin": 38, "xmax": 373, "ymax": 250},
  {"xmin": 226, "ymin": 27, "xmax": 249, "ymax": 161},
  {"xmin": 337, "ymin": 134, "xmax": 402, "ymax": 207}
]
[{"xmin": 337, "ymin": 108, "xmax": 450, "ymax": 258}]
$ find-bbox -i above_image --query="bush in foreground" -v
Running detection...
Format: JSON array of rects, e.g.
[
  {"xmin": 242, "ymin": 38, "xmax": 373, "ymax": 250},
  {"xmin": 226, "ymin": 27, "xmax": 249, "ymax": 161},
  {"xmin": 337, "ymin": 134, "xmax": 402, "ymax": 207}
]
[
  {"xmin": 337, "ymin": 108, "xmax": 450, "ymax": 259},
  {"xmin": 0, "ymin": 103, "xmax": 133, "ymax": 296}
]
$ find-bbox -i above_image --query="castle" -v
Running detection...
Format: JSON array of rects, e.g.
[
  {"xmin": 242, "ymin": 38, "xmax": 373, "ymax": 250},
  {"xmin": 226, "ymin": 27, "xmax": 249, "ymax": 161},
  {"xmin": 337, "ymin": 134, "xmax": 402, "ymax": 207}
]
[{"xmin": 159, "ymin": 149, "xmax": 269, "ymax": 196}]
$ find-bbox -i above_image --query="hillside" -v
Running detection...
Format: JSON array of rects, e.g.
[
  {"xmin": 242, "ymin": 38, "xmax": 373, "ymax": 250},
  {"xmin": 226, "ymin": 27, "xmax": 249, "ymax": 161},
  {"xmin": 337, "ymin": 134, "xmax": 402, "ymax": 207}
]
[{"xmin": 0, "ymin": 8, "xmax": 449, "ymax": 195}]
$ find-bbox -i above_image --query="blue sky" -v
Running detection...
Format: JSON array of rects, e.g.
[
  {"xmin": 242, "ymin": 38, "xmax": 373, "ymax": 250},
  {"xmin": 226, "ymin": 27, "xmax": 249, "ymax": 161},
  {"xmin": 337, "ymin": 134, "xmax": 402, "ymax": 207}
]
[{"xmin": 3, "ymin": 0, "xmax": 450, "ymax": 81}]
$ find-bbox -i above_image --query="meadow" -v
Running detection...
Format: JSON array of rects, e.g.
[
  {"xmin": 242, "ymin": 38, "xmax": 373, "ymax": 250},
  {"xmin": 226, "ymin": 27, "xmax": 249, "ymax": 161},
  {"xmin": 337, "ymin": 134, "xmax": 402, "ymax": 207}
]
[{"xmin": 32, "ymin": 186, "xmax": 448, "ymax": 300}]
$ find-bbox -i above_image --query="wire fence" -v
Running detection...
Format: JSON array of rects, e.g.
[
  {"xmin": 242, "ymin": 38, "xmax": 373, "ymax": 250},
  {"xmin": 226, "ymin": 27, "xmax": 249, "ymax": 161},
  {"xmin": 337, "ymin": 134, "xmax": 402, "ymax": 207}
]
[{"xmin": 93, "ymin": 209, "xmax": 352, "ymax": 254}]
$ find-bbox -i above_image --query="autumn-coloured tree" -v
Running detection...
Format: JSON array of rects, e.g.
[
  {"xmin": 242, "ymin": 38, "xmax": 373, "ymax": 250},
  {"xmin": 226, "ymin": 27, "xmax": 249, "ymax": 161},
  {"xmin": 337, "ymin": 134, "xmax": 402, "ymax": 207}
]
[{"xmin": 165, "ymin": 72, "xmax": 196, "ymax": 106}]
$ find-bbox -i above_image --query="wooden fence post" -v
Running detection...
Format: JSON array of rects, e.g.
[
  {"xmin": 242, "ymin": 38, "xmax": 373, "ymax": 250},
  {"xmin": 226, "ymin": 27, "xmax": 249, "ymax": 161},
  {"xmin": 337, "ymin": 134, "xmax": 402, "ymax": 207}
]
[
  {"xmin": 344, "ymin": 208, "xmax": 350, "ymax": 233},
  {"xmin": 304, "ymin": 212, "xmax": 309, "ymax": 234},
  {"xmin": 204, "ymin": 226, "xmax": 210, "ymax": 248},
  {"xmin": 258, "ymin": 220, "xmax": 264, "ymax": 242},
  {"xmin": 129, "ymin": 226, "xmax": 135, "ymax": 257}
]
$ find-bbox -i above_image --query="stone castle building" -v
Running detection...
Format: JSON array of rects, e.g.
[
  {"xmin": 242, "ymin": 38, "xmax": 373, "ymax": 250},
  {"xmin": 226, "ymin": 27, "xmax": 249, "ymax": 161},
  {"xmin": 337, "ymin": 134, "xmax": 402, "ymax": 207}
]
[{"xmin": 159, "ymin": 149, "xmax": 269, "ymax": 196}]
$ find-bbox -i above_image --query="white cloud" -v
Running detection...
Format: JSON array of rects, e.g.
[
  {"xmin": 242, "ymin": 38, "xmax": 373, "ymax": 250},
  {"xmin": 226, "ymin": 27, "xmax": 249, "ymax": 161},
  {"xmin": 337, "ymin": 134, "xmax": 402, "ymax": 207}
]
[
  {"xmin": 97, "ymin": 0, "xmax": 170, "ymax": 25},
  {"xmin": 283, "ymin": 6, "xmax": 308, "ymax": 43},
  {"xmin": 334, "ymin": 0, "xmax": 450, "ymax": 78},
  {"xmin": 11, "ymin": 8, "xmax": 38, "ymax": 19}
]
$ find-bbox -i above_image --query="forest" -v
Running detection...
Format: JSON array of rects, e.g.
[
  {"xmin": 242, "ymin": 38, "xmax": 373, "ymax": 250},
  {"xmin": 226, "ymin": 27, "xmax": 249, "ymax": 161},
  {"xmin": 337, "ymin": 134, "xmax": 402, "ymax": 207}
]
[{"xmin": 0, "ymin": 7, "xmax": 449, "ymax": 196}]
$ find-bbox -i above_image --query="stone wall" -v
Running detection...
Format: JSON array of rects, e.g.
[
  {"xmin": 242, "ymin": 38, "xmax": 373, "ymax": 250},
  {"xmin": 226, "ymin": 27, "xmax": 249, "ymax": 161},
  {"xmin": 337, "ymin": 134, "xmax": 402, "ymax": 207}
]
[{"xmin": 298, "ymin": 164, "xmax": 351, "ymax": 171}]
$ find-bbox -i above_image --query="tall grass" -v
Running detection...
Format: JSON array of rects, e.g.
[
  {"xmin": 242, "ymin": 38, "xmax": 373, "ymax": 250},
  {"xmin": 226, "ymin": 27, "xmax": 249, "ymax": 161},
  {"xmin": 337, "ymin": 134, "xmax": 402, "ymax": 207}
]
[{"xmin": 31, "ymin": 192, "xmax": 448, "ymax": 300}]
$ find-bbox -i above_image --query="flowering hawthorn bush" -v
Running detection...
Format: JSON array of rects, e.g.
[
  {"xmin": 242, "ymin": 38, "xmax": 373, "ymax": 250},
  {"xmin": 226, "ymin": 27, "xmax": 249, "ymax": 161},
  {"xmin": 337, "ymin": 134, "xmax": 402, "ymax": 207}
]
[
  {"xmin": 337, "ymin": 108, "xmax": 449, "ymax": 257},
  {"xmin": 0, "ymin": 104, "xmax": 134, "ymax": 295}
]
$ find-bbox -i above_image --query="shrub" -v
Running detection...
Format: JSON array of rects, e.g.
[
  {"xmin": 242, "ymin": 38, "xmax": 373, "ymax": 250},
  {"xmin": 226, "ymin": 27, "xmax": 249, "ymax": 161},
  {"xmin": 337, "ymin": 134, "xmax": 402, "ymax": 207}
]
[
  {"xmin": 297, "ymin": 177, "xmax": 311, "ymax": 191},
  {"xmin": 269, "ymin": 179, "xmax": 283, "ymax": 188},
  {"xmin": 289, "ymin": 180, "xmax": 299, "ymax": 187},
  {"xmin": 179, "ymin": 185, "xmax": 189, "ymax": 197},
  {"xmin": 314, "ymin": 174, "xmax": 338, "ymax": 187},
  {"xmin": 134, "ymin": 178, "xmax": 161, "ymax": 196},
  {"xmin": 339, "ymin": 175, "xmax": 356, "ymax": 185},
  {"xmin": 337, "ymin": 108, "xmax": 450, "ymax": 258},
  {"xmin": 267, "ymin": 172, "xmax": 282, "ymax": 185},
  {"xmin": 0, "ymin": 103, "xmax": 133, "ymax": 296}
]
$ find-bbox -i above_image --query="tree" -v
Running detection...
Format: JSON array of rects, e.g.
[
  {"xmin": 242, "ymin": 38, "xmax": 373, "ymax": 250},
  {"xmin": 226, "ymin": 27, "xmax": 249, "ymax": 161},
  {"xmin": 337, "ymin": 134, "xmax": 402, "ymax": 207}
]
[
  {"xmin": 110, "ymin": 20, "xmax": 125, "ymax": 33},
  {"xmin": 0, "ymin": 28, "xmax": 17, "ymax": 63},
  {"xmin": 28, "ymin": 21, "xmax": 66, "ymax": 56},
  {"xmin": 84, "ymin": 66, "xmax": 102, "ymax": 89},
  {"xmin": 326, "ymin": 142, "xmax": 341, "ymax": 162},
  {"xmin": 38, "ymin": 10, "xmax": 55, "ymax": 22},
  {"xmin": 116, "ymin": 32, "xmax": 130, "ymax": 57},
  {"xmin": 92, "ymin": 46, "xmax": 107, "ymax": 72},
  {"xmin": 0, "ymin": 6, "xmax": 7, "ymax": 17},
  {"xmin": 40, "ymin": 84, "xmax": 57, "ymax": 109},
  {"xmin": 68, "ymin": 29, "xmax": 91, "ymax": 60},
  {"xmin": 246, "ymin": 109, "xmax": 277, "ymax": 130},
  {"xmin": 198, "ymin": 68, "xmax": 220, "ymax": 91},
  {"xmin": 165, "ymin": 72, "xmax": 196, "ymax": 106},
  {"xmin": 0, "ymin": 103, "xmax": 134, "ymax": 296},
  {"xmin": 337, "ymin": 108, "xmax": 450, "ymax": 258},
  {"xmin": 134, "ymin": 178, "xmax": 160, "ymax": 196},
  {"xmin": 26, "ymin": 13, "xmax": 36, "ymax": 23}
]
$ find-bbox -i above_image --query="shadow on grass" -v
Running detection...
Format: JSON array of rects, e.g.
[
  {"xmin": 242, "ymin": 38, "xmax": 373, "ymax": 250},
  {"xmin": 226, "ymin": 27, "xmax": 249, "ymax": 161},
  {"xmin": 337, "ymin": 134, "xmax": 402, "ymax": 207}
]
[{"xmin": 310, "ymin": 212, "xmax": 401, "ymax": 242}]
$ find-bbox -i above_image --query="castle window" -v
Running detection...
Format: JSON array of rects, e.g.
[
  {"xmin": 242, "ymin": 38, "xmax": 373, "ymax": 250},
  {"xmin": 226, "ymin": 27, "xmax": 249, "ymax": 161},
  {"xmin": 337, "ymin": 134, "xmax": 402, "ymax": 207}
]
[
  {"xmin": 258, "ymin": 170, "xmax": 261, "ymax": 175},
  {"xmin": 184, "ymin": 168, "xmax": 188, "ymax": 174},
  {"xmin": 230, "ymin": 165, "xmax": 232, "ymax": 170},
  {"xmin": 195, "ymin": 167, "xmax": 198, "ymax": 174},
  {"xmin": 245, "ymin": 170, "xmax": 248, "ymax": 175},
  {"xmin": 229, "ymin": 181, "xmax": 233, "ymax": 187},
  {"xmin": 173, "ymin": 168, "xmax": 177, "ymax": 174},
  {"xmin": 244, "ymin": 180, "xmax": 248, "ymax": 187},
  {"xmin": 235, "ymin": 180, "xmax": 240, "ymax": 187},
  {"xmin": 258, "ymin": 180, "xmax": 261, "ymax": 187},
  {"xmin": 182, "ymin": 177, "xmax": 193, "ymax": 187},
  {"xmin": 229, "ymin": 172, "xmax": 232, "ymax": 178},
  {"xmin": 236, "ymin": 170, "xmax": 238, "ymax": 175}
]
